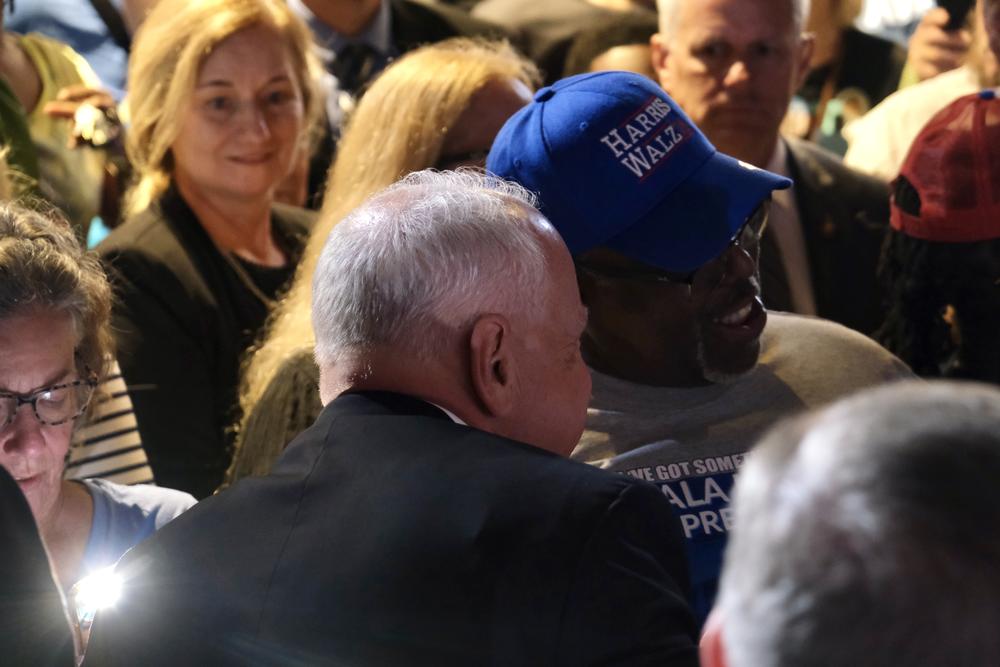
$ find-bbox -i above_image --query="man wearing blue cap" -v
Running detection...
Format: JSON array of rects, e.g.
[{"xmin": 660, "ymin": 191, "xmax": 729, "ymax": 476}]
[{"xmin": 487, "ymin": 70, "xmax": 912, "ymax": 625}]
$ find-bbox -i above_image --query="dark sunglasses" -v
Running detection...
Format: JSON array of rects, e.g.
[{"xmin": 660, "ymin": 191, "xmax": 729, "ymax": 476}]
[{"xmin": 575, "ymin": 199, "xmax": 771, "ymax": 286}]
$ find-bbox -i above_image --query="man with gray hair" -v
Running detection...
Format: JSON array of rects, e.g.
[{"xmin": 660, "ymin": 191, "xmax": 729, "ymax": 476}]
[
  {"xmin": 704, "ymin": 380, "xmax": 1000, "ymax": 666},
  {"xmin": 84, "ymin": 170, "xmax": 699, "ymax": 666},
  {"xmin": 651, "ymin": 0, "xmax": 890, "ymax": 335}
]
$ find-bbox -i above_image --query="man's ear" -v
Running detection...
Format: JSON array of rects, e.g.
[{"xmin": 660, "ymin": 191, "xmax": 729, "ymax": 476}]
[
  {"xmin": 700, "ymin": 609, "xmax": 728, "ymax": 667},
  {"xmin": 650, "ymin": 32, "xmax": 671, "ymax": 90},
  {"xmin": 468, "ymin": 314, "xmax": 516, "ymax": 418},
  {"xmin": 792, "ymin": 32, "xmax": 816, "ymax": 90}
]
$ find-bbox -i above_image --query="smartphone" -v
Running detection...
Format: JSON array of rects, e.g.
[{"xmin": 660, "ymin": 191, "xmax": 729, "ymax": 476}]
[{"xmin": 937, "ymin": 0, "xmax": 975, "ymax": 30}]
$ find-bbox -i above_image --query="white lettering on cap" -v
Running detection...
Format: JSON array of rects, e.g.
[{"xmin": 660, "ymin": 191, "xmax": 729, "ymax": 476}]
[{"xmin": 599, "ymin": 97, "xmax": 690, "ymax": 180}]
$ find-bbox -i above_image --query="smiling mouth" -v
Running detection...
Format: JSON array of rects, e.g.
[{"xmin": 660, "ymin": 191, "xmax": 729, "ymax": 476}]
[
  {"xmin": 705, "ymin": 292, "xmax": 767, "ymax": 344},
  {"xmin": 716, "ymin": 301, "xmax": 753, "ymax": 326},
  {"xmin": 229, "ymin": 153, "xmax": 274, "ymax": 164}
]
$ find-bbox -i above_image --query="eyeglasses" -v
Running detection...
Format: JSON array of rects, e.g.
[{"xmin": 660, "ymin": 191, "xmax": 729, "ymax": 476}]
[
  {"xmin": 575, "ymin": 199, "xmax": 771, "ymax": 286},
  {"xmin": 0, "ymin": 379, "xmax": 97, "ymax": 428}
]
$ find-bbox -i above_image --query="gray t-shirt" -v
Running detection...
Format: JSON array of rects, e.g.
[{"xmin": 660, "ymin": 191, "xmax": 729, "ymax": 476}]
[
  {"xmin": 77, "ymin": 478, "xmax": 196, "ymax": 581},
  {"xmin": 572, "ymin": 312, "xmax": 913, "ymax": 622}
]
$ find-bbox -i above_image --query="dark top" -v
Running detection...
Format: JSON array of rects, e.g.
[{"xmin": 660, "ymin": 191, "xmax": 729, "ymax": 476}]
[
  {"xmin": 0, "ymin": 467, "xmax": 74, "ymax": 666},
  {"xmin": 98, "ymin": 186, "xmax": 313, "ymax": 498},
  {"xmin": 84, "ymin": 391, "xmax": 699, "ymax": 666},
  {"xmin": 759, "ymin": 138, "xmax": 889, "ymax": 337}
]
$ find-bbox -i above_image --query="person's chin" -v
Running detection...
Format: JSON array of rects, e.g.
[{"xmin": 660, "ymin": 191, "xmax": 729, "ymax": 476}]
[
  {"xmin": 704, "ymin": 115, "xmax": 779, "ymax": 162},
  {"xmin": 696, "ymin": 302, "xmax": 766, "ymax": 384},
  {"xmin": 699, "ymin": 340, "xmax": 761, "ymax": 384}
]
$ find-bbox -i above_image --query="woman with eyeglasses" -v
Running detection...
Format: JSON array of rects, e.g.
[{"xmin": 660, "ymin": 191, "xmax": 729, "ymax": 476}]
[{"xmin": 0, "ymin": 204, "xmax": 195, "ymax": 601}]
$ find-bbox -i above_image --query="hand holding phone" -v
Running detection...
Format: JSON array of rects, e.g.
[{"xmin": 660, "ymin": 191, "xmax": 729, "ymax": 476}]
[
  {"xmin": 906, "ymin": 6, "xmax": 972, "ymax": 82},
  {"xmin": 938, "ymin": 0, "xmax": 975, "ymax": 31}
]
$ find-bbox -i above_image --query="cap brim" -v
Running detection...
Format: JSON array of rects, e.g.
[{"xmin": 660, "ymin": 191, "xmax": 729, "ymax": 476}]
[{"xmin": 604, "ymin": 151, "xmax": 792, "ymax": 273}]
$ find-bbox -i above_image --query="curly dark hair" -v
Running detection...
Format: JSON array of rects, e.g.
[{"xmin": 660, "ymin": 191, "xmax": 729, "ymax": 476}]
[
  {"xmin": 877, "ymin": 229, "xmax": 1000, "ymax": 381},
  {"xmin": 0, "ymin": 204, "xmax": 113, "ymax": 381}
]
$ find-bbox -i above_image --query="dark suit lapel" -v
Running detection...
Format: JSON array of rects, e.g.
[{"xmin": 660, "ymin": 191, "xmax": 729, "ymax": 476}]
[{"xmin": 784, "ymin": 138, "xmax": 836, "ymax": 287}]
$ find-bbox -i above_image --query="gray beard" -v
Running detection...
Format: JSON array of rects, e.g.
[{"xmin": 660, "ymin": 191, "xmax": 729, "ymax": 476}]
[{"xmin": 695, "ymin": 328, "xmax": 758, "ymax": 385}]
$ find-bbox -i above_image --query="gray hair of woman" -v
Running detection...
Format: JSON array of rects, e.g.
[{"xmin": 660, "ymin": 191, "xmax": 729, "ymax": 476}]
[{"xmin": 0, "ymin": 204, "xmax": 113, "ymax": 384}]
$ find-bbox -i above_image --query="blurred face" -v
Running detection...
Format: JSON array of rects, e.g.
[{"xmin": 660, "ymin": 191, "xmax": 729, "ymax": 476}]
[
  {"xmin": 436, "ymin": 77, "xmax": 534, "ymax": 170},
  {"xmin": 172, "ymin": 24, "xmax": 305, "ymax": 205},
  {"xmin": 577, "ymin": 210, "xmax": 767, "ymax": 385},
  {"xmin": 508, "ymin": 229, "xmax": 592, "ymax": 456},
  {"xmin": 0, "ymin": 311, "xmax": 77, "ymax": 526},
  {"xmin": 653, "ymin": 0, "xmax": 812, "ymax": 165}
]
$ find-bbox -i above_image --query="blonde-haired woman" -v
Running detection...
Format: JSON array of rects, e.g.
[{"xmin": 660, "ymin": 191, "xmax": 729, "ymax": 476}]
[
  {"xmin": 98, "ymin": 0, "xmax": 322, "ymax": 499},
  {"xmin": 227, "ymin": 38, "xmax": 538, "ymax": 486}
]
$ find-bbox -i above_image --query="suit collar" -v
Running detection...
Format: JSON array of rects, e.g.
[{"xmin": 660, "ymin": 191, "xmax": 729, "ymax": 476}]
[{"xmin": 328, "ymin": 390, "xmax": 454, "ymax": 422}]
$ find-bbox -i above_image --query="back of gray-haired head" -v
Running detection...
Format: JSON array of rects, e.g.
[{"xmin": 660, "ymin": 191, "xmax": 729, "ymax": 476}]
[
  {"xmin": 655, "ymin": 0, "xmax": 810, "ymax": 37},
  {"xmin": 312, "ymin": 169, "xmax": 556, "ymax": 366},
  {"xmin": 719, "ymin": 380, "xmax": 1000, "ymax": 667}
]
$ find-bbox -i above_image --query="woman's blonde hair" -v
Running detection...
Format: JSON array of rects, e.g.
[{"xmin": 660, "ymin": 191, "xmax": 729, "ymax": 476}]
[
  {"xmin": 237, "ymin": 38, "xmax": 538, "ymax": 434},
  {"xmin": 123, "ymin": 0, "xmax": 323, "ymax": 217}
]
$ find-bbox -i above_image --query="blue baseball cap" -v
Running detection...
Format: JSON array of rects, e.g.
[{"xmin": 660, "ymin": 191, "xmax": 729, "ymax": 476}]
[{"xmin": 487, "ymin": 71, "xmax": 792, "ymax": 273}]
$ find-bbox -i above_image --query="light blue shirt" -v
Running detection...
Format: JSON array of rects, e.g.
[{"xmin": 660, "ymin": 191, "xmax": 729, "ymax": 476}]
[{"xmin": 77, "ymin": 478, "xmax": 196, "ymax": 581}]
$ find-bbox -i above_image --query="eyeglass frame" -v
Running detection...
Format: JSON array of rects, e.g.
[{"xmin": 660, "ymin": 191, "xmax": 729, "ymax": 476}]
[
  {"xmin": 574, "ymin": 198, "xmax": 771, "ymax": 286},
  {"xmin": 0, "ymin": 378, "xmax": 98, "ymax": 428}
]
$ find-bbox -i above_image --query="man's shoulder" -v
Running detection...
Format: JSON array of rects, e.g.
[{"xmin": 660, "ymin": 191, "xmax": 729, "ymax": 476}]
[
  {"xmin": 785, "ymin": 137, "xmax": 890, "ymax": 246},
  {"xmin": 761, "ymin": 312, "xmax": 913, "ymax": 386},
  {"xmin": 390, "ymin": 0, "xmax": 510, "ymax": 49},
  {"xmin": 325, "ymin": 391, "xmax": 640, "ymax": 494},
  {"xmin": 786, "ymin": 137, "xmax": 888, "ymax": 197}
]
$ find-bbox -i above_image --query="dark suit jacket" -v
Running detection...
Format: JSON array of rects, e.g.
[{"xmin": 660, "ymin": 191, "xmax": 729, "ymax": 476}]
[
  {"xmin": 84, "ymin": 392, "xmax": 699, "ymax": 666},
  {"xmin": 98, "ymin": 188, "xmax": 313, "ymax": 498},
  {"xmin": 390, "ymin": 0, "xmax": 509, "ymax": 51},
  {"xmin": 759, "ymin": 138, "xmax": 889, "ymax": 336}
]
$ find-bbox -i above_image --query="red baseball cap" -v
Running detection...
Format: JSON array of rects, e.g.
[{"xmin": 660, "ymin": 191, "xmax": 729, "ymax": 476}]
[{"xmin": 891, "ymin": 89, "xmax": 1000, "ymax": 242}]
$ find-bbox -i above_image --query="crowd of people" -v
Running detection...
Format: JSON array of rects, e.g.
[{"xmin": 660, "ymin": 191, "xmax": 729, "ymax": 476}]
[{"xmin": 2, "ymin": 0, "xmax": 1000, "ymax": 665}]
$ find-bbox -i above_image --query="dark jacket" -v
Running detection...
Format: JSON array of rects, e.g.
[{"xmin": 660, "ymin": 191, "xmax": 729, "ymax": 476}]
[
  {"xmin": 0, "ymin": 467, "xmax": 74, "ymax": 666},
  {"xmin": 390, "ymin": 0, "xmax": 510, "ymax": 51},
  {"xmin": 84, "ymin": 391, "xmax": 699, "ymax": 666},
  {"xmin": 98, "ymin": 189, "xmax": 313, "ymax": 498},
  {"xmin": 759, "ymin": 138, "xmax": 889, "ymax": 336}
]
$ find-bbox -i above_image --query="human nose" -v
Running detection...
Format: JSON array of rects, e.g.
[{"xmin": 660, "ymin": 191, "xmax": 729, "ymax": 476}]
[
  {"xmin": 694, "ymin": 242, "xmax": 755, "ymax": 290},
  {"xmin": 235, "ymin": 102, "xmax": 271, "ymax": 138},
  {"xmin": 1, "ymin": 403, "xmax": 47, "ymax": 459},
  {"xmin": 722, "ymin": 59, "xmax": 752, "ymax": 87}
]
